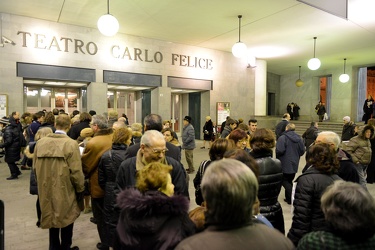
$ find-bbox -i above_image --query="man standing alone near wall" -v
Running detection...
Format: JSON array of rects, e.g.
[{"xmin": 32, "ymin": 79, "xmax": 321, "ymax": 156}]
[{"xmin": 182, "ymin": 116, "xmax": 196, "ymax": 174}]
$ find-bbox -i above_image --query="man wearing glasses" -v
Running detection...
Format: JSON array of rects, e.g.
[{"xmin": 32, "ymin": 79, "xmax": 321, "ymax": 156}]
[{"xmin": 116, "ymin": 130, "xmax": 188, "ymax": 198}]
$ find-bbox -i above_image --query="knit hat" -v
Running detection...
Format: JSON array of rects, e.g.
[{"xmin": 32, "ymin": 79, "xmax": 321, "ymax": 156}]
[
  {"xmin": 80, "ymin": 128, "xmax": 94, "ymax": 138},
  {"xmin": 343, "ymin": 116, "xmax": 350, "ymax": 122},
  {"xmin": 184, "ymin": 116, "xmax": 192, "ymax": 123}
]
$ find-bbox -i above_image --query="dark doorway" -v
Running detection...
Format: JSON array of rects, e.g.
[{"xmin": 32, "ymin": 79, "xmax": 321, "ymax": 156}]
[
  {"xmin": 141, "ymin": 90, "xmax": 151, "ymax": 125},
  {"xmin": 188, "ymin": 92, "xmax": 201, "ymax": 139},
  {"xmin": 267, "ymin": 92, "xmax": 276, "ymax": 115}
]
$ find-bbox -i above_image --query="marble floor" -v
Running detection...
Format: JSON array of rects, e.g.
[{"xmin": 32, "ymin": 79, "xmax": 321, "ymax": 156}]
[{"xmin": 1, "ymin": 140, "xmax": 374, "ymax": 249}]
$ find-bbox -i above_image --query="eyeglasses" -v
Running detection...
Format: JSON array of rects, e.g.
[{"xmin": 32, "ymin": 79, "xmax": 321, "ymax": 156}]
[{"xmin": 145, "ymin": 145, "xmax": 169, "ymax": 154}]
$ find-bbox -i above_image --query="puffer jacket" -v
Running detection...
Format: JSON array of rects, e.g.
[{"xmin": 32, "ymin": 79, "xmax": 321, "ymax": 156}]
[
  {"xmin": 98, "ymin": 143, "xmax": 128, "ymax": 247},
  {"xmin": 276, "ymin": 130, "xmax": 305, "ymax": 174},
  {"xmin": 250, "ymin": 149, "xmax": 284, "ymax": 234},
  {"xmin": 0, "ymin": 116, "xmax": 22, "ymax": 163},
  {"xmin": 116, "ymin": 188, "xmax": 195, "ymax": 250},
  {"xmin": 287, "ymin": 166, "xmax": 341, "ymax": 246},
  {"xmin": 345, "ymin": 134, "xmax": 371, "ymax": 165}
]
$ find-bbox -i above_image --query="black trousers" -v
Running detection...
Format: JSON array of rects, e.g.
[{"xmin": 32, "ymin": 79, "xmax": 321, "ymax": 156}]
[
  {"xmin": 282, "ymin": 173, "xmax": 296, "ymax": 203},
  {"xmin": 7, "ymin": 162, "xmax": 20, "ymax": 177},
  {"xmin": 49, "ymin": 223, "xmax": 74, "ymax": 250},
  {"xmin": 92, "ymin": 197, "xmax": 109, "ymax": 248}
]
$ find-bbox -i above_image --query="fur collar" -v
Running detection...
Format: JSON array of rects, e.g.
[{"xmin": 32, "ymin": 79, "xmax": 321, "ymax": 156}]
[{"xmin": 117, "ymin": 188, "xmax": 189, "ymax": 217}]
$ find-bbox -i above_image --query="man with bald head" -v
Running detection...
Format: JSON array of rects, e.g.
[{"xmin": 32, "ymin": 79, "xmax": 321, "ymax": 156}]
[{"xmin": 116, "ymin": 130, "xmax": 188, "ymax": 197}]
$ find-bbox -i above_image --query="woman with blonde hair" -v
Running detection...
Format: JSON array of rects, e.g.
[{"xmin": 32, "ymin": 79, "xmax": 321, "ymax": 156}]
[
  {"xmin": 98, "ymin": 127, "xmax": 132, "ymax": 248},
  {"xmin": 116, "ymin": 162, "xmax": 195, "ymax": 249}
]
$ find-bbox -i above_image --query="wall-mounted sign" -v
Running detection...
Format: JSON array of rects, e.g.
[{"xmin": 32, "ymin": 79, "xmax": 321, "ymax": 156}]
[
  {"xmin": 0, "ymin": 94, "xmax": 8, "ymax": 118},
  {"xmin": 217, "ymin": 102, "xmax": 230, "ymax": 127}
]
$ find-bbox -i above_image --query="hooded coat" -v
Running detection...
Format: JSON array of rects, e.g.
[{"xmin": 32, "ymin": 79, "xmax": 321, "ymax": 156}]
[
  {"xmin": 276, "ymin": 130, "xmax": 305, "ymax": 174},
  {"xmin": 33, "ymin": 133, "xmax": 85, "ymax": 229},
  {"xmin": 116, "ymin": 188, "xmax": 195, "ymax": 250},
  {"xmin": 0, "ymin": 116, "xmax": 22, "ymax": 163}
]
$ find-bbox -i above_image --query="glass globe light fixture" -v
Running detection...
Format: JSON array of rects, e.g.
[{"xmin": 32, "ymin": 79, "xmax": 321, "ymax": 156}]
[
  {"xmin": 232, "ymin": 42, "xmax": 247, "ymax": 58},
  {"xmin": 295, "ymin": 66, "xmax": 304, "ymax": 87},
  {"xmin": 339, "ymin": 58, "xmax": 350, "ymax": 83},
  {"xmin": 97, "ymin": 0, "xmax": 119, "ymax": 36},
  {"xmin": 307, "ymin": 37, "xmax": 321, "ymax": 70},
  {"xmin": 232, "ymin": 15, "xmax": 247, "ymax": 58}
]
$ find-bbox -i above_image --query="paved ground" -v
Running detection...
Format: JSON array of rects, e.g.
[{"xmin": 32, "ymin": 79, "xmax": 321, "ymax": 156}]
[{"xmin": 1, "ymin": 140, "xmax": 374, "ymax": 249}]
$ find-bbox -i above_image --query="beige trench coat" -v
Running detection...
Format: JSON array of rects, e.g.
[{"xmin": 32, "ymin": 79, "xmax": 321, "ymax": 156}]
[{"xmin": 33, "ymin": 133, "xmax": 85, "ymax": 229}]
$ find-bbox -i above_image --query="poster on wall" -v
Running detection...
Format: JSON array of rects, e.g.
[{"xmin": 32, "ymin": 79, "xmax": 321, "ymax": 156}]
[
  {"xmin": 0, "ymin": 94, "xmax": 8, "ymax": 118},
  {"xmin": 217, "ymin": 102, "xmax": 230, "ymax": 126}
]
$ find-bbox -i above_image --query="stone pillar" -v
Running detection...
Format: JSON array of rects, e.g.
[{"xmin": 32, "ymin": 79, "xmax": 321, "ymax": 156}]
[
  {"xmin": 254, "ymin": 60, "xmax": 267, "ymax": 116},
  {"xmin": 87, "ymin": 82, "xmax": 107, "ymax": 115}
]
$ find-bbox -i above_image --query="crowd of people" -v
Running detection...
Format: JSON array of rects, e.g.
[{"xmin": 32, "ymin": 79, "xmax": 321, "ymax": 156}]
[{"xmin": 1, "ymin": 108, "xmax": 375, "ymax": 249}]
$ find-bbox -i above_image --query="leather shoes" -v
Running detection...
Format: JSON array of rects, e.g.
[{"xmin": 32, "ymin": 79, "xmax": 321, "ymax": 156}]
[
  {"xmin": 96, "ymin": 242, "xmax": 109, "ymax": 250},
  {"xmin": 70, "ymin": 247, "xmax": 79, "ymax": 250},
  {"xmin": 6, "ymin": 176, "xmax": 18, "ymax": 180},
  {"xmin": 186, "ymin": 169, "xmax": 195, "ymax": 174},
  {"xmin": 21, "ymin": 166, "xmax": 31, "ymax": 170},
  {"xmin": 90, "ymin": 217, "xmax": 97, "ymax": 224}
]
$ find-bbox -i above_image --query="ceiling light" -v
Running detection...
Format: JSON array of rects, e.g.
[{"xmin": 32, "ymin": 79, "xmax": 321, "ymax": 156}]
[
  {"xmin": 97, "ymin": 0, "xmax": 119, "ymax": 36},
  {"xmin": 307, "ymin": 37, "xmax": 321, "ymax": 70},
  {"xmin": 232, "ymin": 15, "xmax": 247, "ymax": 58},
  {"xmin": 339, "ymin": 58, "xmax": 350, "ymax": 83},
  {"xmin": 295, "ymin": 66, "xmax": 304, "ymax": 87}
]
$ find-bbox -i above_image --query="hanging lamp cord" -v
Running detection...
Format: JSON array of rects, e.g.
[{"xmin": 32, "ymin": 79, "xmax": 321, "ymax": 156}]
[
  {"xmin": 298, "ymin": 66, "xmax": 301, "ymax": 78},
  {"xmin": 107, "ymin": 0, "xmax": 110, "ymax": 14},
  {"xmin": 238, "ymin": 15, "xmax": 242, "ymax": 42},
  {"xmin": 313, "ymin": 37, "xmax": 317, "ymax": 58},
  {"xmin": 343, "ymin": 58, "xmax": 346, "ymax": 73}
]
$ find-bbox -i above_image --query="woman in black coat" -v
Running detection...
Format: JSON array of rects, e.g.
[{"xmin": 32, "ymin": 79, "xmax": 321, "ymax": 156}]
[
  {"xmin": 98, "ymin": 127, "xmax": 132, "ymax": 248},
  {"xmin": 0, "ymin": 113, "xmax": 23, "ymax": 180},
  {"xmin": 287, "ymin": 143, "xmax": 341, "ymax": 246},
  {"xmin": 116, "ymin": 162, "xmax": 195, "ymax": 250},
  {"xmin": 250, "ymin": 128, "xmax": 285, "ymax": 234},
  {"xmin": 201, "ymin": 116, "xmax": 214, "ymax": 149}
]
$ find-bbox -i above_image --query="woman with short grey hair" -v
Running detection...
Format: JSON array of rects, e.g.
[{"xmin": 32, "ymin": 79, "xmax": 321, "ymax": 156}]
[{"xmin": 297, "ymin": 180, "xmax": 375, "ymax": 249}]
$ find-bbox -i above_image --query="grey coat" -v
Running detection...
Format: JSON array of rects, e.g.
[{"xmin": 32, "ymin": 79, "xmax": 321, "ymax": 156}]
[{"xmin": 182, "ymin": 124, "xmax": 195, "ymax": 150}]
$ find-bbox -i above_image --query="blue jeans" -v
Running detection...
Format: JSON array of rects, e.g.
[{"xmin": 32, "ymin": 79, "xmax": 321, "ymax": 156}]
[{"xmin": 356, "ymin": 163, "xmax": 368, "ymax": 190}]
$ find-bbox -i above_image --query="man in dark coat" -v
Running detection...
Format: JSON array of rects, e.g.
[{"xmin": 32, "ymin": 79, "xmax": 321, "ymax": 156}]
[
  {"xmin": 341, "ymin": 116, "xmax": 356, "ymax": 141},
  {"xmin": 302, "ymin": 121, "xmax": 319, "ymax": 148},
  {"xmin": 0, "ymin": 111, "xmax": 24, "ymax": 180},
  {"xmin": 116, "ymin": 130, "xmax": 188, "ymax": 197},
  {"xmin": 124, "ymin": 114, "xmax": 181, "ymax": 162},
  {"xmin": 275, "ymin": 113, "xmax": 290, "ymax": 140},
  {"xmin": 276, "ymin": 123, "xmax": 305, "ymax": 204}
]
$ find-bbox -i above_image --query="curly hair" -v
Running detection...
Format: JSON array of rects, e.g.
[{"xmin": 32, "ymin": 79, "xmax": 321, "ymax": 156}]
[
  {"xmin": 44, "ymin": 111, "xmax": 55, "ymax": 125},
  {"xmin": 136, "ymin": 162, "xmax": 172, "ymax": 193},
  {"xmin": 250, "ymin": 128, "xmax": 275, "ymax": 152},
  {"xmin": 307, "ymin": 143, "xmax": 339, "ymax": 174}
]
